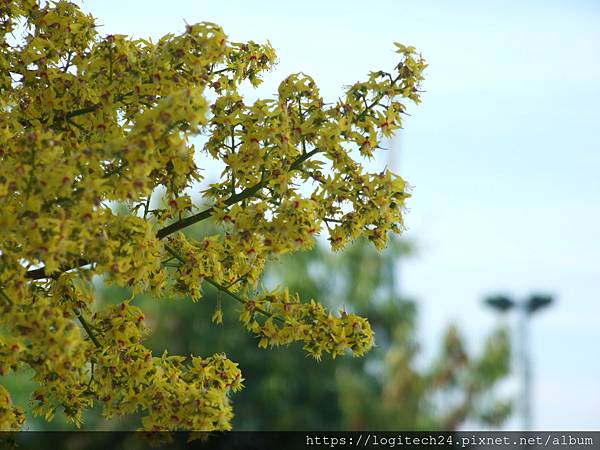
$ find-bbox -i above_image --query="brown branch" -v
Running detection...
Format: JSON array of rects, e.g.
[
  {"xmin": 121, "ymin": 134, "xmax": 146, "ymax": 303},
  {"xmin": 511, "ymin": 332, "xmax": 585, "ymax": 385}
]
[
  {"xmin": 25, "ymin": 148, "xmax": 321, "ymax": 280},
  {"xmin": 25, "ymin": 258, "xmax": 90, "ymax": 280}
]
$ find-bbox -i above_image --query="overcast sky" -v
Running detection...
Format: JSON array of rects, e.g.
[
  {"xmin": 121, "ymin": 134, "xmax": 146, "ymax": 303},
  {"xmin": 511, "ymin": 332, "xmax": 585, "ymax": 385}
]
[{"xmin": 85, "ymin": 0, "xmax": 600, "ymax": 430}]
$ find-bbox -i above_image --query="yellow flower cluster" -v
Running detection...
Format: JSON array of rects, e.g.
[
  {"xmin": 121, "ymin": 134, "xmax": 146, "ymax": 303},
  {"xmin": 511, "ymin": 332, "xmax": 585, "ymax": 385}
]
[
  {"xmin": 241, "ymin": 289, "xmax": 374, "ymax": 360},
  {"xmin": 92, "ymin": 302, "xmax": 243, "ymax": 431},
  {"xmin": 0, "ymin": 0, "xmax": 425, "ymax": 430},
  {"xmin": 2, "ymin": 284, "xmax": 94, "ymax": 426},
  {"xmin": 0, "ymin": 385, "xmax": 25, "ymax": 431}
]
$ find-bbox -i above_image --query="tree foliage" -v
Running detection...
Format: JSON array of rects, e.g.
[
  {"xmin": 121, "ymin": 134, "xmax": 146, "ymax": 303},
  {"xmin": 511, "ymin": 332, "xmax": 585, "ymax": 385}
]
[
  {"xmin": 58, "ymin": 236, "xmax": 509, "ymax": 432},
  {"xmin": 0, "ymin": 0, "xmax": 426, "ymax": 430}
]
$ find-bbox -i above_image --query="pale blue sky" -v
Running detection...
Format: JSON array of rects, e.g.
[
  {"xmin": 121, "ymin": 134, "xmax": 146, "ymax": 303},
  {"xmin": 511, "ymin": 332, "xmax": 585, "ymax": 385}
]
[{"xmin": 85, "ymin": 0, "xmax": 600, "ymax": 429}]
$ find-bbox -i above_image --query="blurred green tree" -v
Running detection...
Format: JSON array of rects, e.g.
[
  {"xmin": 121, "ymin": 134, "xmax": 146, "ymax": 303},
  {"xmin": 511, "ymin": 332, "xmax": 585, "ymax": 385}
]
[{"xmin": 262, "ymin": 237, "xmax": 512, "ymax": 430}]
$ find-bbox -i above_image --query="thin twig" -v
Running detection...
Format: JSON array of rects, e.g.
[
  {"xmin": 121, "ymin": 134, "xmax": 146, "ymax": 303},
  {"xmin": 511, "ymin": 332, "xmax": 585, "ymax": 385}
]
[
  {"xmin": 74, "ymin": 309, "xmax": 102, "ymax": 348},
  {"xmin": 155, "ymin": 147, "xmax": 320, "ymax": 239},
  {"xmin": 0, "ymin": 287, "xmax": 14, "ymax": 306},
  {"xmin": 163, "ymin": 244, "xmax": 283, "ymax": 323},
  {"xmin": 143, "ymin": 193, "xmax": 152, "ymax": 219},
  {"xmin": 225, "ymin": 273, "xmax": 248, "ymax": 289}
]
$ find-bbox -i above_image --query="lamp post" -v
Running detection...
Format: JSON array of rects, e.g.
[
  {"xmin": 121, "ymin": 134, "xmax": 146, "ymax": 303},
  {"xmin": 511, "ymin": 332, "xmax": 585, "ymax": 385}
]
[{"xmin": 485, "ymin": 294, "xmax": 554, "ymax": 430}]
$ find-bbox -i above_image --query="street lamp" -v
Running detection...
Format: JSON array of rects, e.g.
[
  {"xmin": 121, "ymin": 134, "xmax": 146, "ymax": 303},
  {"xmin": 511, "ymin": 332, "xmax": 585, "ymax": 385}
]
[
  {"xmin": 485, "ymin": 295, "xmax": 515, "ymax": 312},
  {"xmin": 484, "ymin": 293, "xmax": 554, "ymax": 430}
]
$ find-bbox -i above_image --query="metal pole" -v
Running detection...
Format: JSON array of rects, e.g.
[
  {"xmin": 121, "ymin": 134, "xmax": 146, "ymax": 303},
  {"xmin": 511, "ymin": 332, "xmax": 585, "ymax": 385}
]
[
  {"xmin": 519, "ymin": 304, "xmax": 532, "ymax": 431},
  {"xmin": 485, "ymin": 294, "xmax": 552, "ymax": 432}
]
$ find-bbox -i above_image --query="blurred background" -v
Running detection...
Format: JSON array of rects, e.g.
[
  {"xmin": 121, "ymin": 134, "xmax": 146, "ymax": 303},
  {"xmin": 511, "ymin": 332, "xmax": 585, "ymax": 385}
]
[{"xmin": 5, "ymin": 0, "xmax": 599, "ymax": 431}]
